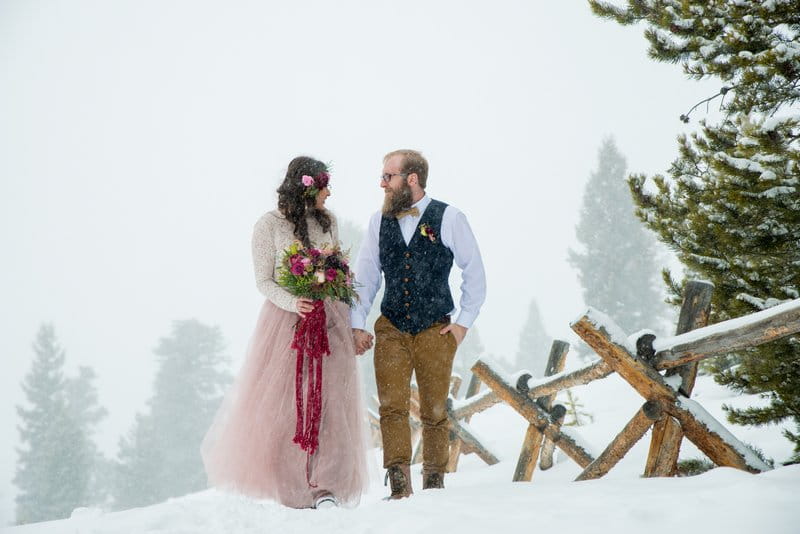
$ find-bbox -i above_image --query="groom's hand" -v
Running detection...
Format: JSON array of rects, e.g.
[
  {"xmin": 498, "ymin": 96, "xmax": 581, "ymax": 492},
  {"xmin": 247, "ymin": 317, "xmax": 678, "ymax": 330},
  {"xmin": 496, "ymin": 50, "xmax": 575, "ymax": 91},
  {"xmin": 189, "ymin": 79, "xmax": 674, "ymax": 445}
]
[
  {"xmin": 440, "ymin": 323, "xmax": 467, "ymax": 346},
  {"xmin": 353, "ymin": 328, "xmax": 374, "ymax": 355}
]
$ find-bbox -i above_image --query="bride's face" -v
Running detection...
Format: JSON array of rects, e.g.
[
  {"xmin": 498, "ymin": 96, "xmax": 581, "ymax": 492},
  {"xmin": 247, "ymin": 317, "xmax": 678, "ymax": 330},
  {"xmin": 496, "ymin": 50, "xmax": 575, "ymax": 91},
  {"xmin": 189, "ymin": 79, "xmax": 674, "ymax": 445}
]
[{"xmin": 315, "ymin": 186, "xmax": 331, "ymax": 210}]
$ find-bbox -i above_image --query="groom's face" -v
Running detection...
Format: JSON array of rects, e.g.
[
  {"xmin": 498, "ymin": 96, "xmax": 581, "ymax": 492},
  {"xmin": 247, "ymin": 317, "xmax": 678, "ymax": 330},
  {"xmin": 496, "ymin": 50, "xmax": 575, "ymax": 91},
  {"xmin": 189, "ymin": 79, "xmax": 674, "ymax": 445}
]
[{"xmin": 381, "ymin": 155, "xmax": 413, "ymax": 216}]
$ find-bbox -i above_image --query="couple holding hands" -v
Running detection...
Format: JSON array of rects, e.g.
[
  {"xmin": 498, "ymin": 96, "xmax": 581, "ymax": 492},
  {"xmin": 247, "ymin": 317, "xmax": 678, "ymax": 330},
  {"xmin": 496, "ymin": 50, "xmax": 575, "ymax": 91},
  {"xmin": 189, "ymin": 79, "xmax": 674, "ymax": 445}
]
[{"xmin": 202, "ymin": 149, "xmax": 486, "ymax": 508}]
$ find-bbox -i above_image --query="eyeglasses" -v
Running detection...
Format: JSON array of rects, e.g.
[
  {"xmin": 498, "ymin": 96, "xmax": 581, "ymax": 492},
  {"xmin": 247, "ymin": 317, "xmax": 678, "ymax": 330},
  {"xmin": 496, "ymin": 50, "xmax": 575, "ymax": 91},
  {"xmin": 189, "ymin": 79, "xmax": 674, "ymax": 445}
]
[{"xmin": 381, "ymin": 173, "xmax": 408, "ymax": 183}]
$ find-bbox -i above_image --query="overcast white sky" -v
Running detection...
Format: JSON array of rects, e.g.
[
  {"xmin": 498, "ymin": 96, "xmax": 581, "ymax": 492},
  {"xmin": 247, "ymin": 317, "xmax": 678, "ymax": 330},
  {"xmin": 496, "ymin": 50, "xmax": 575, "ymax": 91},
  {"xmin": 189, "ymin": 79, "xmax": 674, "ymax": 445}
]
[{"xmin": 0, "ymin": 0, "xmax": 720, "ymax": 524}]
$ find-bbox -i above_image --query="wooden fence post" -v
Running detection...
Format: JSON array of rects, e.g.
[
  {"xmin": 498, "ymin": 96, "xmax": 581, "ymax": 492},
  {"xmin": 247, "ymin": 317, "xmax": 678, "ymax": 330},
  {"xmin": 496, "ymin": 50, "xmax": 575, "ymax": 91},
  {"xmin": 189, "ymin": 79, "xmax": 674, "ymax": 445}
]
[
  {"xmin": 512, "ymin": 340, "xmax": 570, "ymax": 480},
  {"xmin": 645, "ymin": 281, "xmax": 713, "ymax": 477}
]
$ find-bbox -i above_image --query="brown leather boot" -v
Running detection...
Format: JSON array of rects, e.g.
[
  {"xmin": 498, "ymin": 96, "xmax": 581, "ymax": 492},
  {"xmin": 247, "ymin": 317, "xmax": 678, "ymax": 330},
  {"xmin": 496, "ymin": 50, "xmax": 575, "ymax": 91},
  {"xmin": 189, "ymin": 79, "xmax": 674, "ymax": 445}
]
[
  {"xmin": 383, "ymin": 464, "xmax": 413, "ymax": 500},
  {"xmin": 422, "ymin": 471, "xmax": 444, "ymax": 489}
]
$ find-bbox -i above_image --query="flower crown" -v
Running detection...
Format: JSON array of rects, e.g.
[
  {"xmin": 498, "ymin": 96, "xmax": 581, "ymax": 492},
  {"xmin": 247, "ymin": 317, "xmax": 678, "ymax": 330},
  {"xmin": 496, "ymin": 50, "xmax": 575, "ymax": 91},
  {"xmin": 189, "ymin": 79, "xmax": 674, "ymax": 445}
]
[{"xmin": 301, "ymin": 171, "xmax": 330, "ymax": 198}]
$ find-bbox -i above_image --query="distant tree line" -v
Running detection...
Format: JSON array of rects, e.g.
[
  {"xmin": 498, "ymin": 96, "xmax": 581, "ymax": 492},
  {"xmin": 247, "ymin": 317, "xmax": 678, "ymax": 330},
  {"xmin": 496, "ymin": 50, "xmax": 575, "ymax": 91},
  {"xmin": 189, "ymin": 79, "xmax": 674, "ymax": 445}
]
[{"xmin": 13, "ymin": 320, "xmax": 231, "ymax": 525}]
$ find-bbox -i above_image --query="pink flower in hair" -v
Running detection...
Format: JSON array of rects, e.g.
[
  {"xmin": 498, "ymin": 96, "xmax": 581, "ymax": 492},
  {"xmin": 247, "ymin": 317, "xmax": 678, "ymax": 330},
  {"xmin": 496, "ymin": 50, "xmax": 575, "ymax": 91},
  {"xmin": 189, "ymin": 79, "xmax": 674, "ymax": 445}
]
[{"xmin": 301, "ymin": 175, "xmax": 315, "ymax": 187}]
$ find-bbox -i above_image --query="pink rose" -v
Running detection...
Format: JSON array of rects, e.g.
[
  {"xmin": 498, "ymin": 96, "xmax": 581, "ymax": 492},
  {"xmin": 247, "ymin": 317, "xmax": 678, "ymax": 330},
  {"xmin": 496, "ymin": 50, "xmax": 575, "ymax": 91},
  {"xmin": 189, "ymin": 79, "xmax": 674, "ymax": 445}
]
[
  {"xmin": 301, "ymin": 175, "xmax": 314, "ymax": 187},
  {"xmin": 325, "ymin": 268, "xmax": 337, "ymax": 281},
  {"xmin": 290, "ymin": 262, "xmax": 305, "ymax": 276}
]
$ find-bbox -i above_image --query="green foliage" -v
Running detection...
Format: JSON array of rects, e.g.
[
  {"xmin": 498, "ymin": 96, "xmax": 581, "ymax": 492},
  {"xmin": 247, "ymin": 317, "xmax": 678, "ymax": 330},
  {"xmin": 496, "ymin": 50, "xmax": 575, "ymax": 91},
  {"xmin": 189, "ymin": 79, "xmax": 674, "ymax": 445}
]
[
  {"xmin": 589, "ymin": 0, "xmax": 800, "ymax": 116},
  {"xmin": 676, "ymin": 458, "xmax": 715, "ymax": 477},
  {"xmin": 592, "ymin": 0, "xmax": 800, "ymax": 461},
  {"xmin": 112, "ymin": 320, "xmax": 231, "ymax": 510},
  {"xmin": 14, "ymin": 324, "xmax": 107, "ymax": 524},
  {"xmin": 562, "ymin": 389, "xmax": 594, "ymax": 427},
  {"xmin": 276, "ymin": 241, "xmax": 358, "ymax": 305}
]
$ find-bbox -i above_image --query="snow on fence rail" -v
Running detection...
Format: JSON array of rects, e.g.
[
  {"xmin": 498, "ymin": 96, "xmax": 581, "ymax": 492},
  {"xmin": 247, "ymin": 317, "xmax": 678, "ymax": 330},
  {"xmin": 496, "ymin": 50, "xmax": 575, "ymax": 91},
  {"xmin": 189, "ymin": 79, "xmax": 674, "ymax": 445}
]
[{"xmin": 467, "ymin": 281, "xmax": 797, "ymax": 482}]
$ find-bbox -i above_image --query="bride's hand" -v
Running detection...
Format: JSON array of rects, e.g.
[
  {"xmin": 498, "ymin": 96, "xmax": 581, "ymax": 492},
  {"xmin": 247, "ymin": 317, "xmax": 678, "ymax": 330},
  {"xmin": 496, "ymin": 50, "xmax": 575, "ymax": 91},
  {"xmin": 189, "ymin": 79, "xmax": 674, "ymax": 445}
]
[
  {"xmin": 295, "ymin": 297, "xmax": 315, "ymax": 318},
  {"xmin": 352, "ymin": 329, "xmax": 374, "ymax": 355}
]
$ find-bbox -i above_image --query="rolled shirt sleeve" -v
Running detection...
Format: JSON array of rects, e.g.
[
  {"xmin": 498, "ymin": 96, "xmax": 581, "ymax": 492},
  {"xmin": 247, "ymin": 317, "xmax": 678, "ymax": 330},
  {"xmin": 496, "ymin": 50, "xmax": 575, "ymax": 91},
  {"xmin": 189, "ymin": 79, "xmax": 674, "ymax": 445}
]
[
  {"xmin": 440, "ymin": 207, "xmax": 486, "ymax": 329},
  {"xmin": 350, "ymin": 211, "xmax": 383, "ymax": 330}
]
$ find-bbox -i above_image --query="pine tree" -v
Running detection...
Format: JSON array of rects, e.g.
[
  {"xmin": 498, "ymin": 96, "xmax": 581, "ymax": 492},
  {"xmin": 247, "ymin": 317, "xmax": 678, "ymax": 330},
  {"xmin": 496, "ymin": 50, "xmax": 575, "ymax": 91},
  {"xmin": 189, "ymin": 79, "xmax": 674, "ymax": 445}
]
[
  {"xmin": 14, "ymin": 325, "xmax": 106, "ymax": 524},
  {"xmin": 112, "ymin": 319, "xmax": 231, "ymax": 509},
  {"xmin": 513, "ymin": 299, "xmax": 551, "ymax": 376},
  {"xmin": 568, "ymin": 137, "xmax": 669, "ymax": 337},
  {"xmin": 591, "ymin": 0, "xmax": 800, "ymax": 461}
]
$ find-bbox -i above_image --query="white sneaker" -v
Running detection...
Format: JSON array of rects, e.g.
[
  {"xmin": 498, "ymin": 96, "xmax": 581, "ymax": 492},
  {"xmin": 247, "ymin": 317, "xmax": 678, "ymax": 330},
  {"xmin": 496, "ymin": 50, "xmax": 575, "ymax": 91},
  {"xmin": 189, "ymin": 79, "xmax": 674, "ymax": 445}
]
[{"xmin": 314, "ymin": 495, "xmax": 337, "ymax": 509}]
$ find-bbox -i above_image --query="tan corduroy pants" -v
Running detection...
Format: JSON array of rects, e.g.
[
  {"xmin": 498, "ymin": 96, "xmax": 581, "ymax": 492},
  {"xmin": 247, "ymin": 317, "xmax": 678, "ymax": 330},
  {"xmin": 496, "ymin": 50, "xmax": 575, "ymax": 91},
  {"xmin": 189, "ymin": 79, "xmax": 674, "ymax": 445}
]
[{"xmin": 373, "ymin": 315, "xmax": 458, "ymax": 474}]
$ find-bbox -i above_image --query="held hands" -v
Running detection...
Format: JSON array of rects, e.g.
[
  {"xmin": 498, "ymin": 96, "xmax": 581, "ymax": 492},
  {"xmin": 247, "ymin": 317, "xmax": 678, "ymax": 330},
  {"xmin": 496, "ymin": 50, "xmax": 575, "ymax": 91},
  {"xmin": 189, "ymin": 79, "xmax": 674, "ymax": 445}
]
[
  {"xmin": 295, "ymin": 297, "xmax": 315, "ymax": 318},
  {"xmin": 440, "ymin": 323, "xmax": 467, "ymax": 346},
  {"xmin": 352, "ymin": 328, "xmax": 374, "ymax": 356}
]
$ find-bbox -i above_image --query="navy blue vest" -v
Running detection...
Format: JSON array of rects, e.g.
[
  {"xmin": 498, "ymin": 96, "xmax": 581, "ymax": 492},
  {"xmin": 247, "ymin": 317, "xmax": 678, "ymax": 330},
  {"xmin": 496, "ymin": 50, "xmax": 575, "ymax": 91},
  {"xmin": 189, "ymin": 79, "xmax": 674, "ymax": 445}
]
[{"xmin": 379, "ymin": 199, "xmax": 454, "ymax": 334}]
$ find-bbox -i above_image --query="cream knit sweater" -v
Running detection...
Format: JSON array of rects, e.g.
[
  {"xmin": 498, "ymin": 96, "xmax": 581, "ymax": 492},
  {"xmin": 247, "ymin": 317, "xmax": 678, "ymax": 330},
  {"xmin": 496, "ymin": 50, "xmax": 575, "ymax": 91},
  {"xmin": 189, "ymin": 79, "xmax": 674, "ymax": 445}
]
[{"xmin": 251, "ymin": 210, "xmax": 340, "ymax": 312}]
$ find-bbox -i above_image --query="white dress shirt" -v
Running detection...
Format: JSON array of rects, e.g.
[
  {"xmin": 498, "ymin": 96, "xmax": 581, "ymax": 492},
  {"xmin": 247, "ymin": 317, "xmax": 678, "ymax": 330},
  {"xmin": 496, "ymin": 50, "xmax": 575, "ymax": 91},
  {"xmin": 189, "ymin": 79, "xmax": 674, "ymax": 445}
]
[{"xmin": 350, "ymin": 194, "xmax": 487, "ymax": 331}]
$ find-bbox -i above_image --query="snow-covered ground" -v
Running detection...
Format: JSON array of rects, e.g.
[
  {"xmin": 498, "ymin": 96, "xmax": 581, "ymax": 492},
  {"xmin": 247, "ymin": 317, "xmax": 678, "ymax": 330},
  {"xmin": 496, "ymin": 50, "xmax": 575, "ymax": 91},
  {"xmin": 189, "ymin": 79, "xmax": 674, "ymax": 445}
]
[{"xmin": 4, "ymin": 365, "xmax": 797, "ymax": 534}]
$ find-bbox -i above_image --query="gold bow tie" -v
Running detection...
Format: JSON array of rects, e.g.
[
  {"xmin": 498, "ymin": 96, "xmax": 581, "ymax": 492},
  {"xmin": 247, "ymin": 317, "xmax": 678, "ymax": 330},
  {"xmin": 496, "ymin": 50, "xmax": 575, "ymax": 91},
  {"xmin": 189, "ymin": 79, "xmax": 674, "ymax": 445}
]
[{"xmin": 396, "ymin": 207, "xmax": 420, "ymax": 219}]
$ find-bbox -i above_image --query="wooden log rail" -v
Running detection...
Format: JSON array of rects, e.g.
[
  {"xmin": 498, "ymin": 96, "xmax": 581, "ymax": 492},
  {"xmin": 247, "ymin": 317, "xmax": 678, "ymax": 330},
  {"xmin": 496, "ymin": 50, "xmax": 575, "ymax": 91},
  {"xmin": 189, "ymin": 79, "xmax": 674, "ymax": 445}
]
[
  {"xmin": 451, "ymin": 359, "xmax": 613, "ymax": 422},
  {"xmin": 644, "ymin": 297, "xmax": 800, "ymax": 370},
  {"xmin": 536, "ymin": 340, "xmax": 570, "ymax": 471},
  {"xmin": 571, "ymin": 308, "xmax": 773, "ymax": 475},
  {"xmin": 472, "ymin": 359, "xmax": 595, "ymax": 470},
  {"xmin": 646, "ymin": 280, "xmax": 712, "ymax": 477},
  {"xmin": 446, "ymin": 398, "xmax": 500, "ymax": 467},
  {"xmin": 513, "ymin": 340, "xmax": 570, "ymax": 480},
  {"xmin": 447, "ymin": 373, "xmax": 484, "ymax": 471},
  {"xmin": 410, "ymin": 378, "xmax": 499, "ymax": 470},
  {"xmin": 576, "ymin": 400, "xmax": 664, "ymax": 481}
]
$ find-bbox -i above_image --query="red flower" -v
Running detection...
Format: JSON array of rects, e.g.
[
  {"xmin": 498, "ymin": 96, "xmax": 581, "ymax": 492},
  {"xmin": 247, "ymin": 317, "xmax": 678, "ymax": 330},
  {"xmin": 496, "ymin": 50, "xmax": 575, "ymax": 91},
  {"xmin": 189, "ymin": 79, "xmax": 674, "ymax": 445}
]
[
  {"xmin": 315, "ymin": 172, "xmax": 330, "ymax": 189},
  {"xmin": 325, "ymin": 268, "xmax": 338, "ymax": 281}
]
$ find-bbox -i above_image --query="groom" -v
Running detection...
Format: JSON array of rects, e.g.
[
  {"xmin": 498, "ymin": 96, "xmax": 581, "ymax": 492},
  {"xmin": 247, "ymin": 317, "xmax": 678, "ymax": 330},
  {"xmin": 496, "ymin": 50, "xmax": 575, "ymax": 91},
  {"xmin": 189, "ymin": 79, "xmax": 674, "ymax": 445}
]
[{"xmin": 351, "ymin": 149, "xmax": 486, "ymax": 499}]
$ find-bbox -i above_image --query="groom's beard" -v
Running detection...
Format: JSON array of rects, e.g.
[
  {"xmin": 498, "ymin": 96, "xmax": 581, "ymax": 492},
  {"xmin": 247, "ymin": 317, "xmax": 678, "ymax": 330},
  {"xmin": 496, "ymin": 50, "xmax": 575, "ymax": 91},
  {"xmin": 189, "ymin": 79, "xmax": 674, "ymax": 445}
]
[{"xmin": 382, "ymin": 182, "xmax": 413, "ymax": 217}]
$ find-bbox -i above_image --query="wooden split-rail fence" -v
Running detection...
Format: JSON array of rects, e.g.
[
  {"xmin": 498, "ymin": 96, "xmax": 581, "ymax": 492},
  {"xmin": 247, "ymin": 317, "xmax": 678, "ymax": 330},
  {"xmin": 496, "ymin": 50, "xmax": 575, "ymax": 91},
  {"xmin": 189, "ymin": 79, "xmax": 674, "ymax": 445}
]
[{"xmin": 368, "ymin": 281, "xmax": 800, "ymax": 482}]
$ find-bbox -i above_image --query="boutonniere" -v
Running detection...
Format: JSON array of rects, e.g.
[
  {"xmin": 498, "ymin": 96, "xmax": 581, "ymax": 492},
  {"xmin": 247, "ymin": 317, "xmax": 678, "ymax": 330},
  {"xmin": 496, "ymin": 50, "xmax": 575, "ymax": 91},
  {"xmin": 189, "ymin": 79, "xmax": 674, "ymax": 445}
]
[{"xmin": 419, "ymin": 223, "xmax": 437, "ymax": 243}]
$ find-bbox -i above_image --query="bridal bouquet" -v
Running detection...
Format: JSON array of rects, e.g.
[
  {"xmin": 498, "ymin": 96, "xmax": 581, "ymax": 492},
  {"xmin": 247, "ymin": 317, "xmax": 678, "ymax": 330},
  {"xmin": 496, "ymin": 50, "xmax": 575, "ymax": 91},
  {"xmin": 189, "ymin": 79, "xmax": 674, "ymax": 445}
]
[
  {"xmin": 277, "ymin": 241, "xmax": 358, "ymax": 306},
  {"xmin": 277, "ymin": 241, "xmax": 358, "ymax": 459}
]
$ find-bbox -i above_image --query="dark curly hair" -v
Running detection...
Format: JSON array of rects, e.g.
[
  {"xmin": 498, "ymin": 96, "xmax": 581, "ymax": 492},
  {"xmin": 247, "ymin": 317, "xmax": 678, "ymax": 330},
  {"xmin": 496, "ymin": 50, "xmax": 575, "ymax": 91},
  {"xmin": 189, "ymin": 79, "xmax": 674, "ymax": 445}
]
[{"xmin": 277, "ymin": 156, "xmax": 332, "ymax": 248}]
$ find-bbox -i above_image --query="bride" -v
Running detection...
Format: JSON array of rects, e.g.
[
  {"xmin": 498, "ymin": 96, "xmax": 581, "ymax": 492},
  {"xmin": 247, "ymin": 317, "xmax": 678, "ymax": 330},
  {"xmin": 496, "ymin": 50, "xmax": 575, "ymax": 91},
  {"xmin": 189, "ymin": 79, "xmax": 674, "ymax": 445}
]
[{"xmin": 202, "ymin": 156, "xmax": 370, "ymax": 509}]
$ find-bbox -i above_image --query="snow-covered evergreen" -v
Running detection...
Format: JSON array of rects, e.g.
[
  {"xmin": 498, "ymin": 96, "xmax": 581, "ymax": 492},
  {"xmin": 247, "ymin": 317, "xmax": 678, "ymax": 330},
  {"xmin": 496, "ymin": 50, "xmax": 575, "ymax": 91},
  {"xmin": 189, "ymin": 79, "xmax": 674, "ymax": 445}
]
[
  {"xmin": 568, "ymin": 137, "xmax": 669, "ymax": 338},
  {"xmin": 593, "ymin": 0, "xmax": 800, "ymax": 460},
  {"xmin": 14, "ymin": 325, "xmax": 106, "ymax": 525},
  {"xmin": 512, "ymin": 299, "xmax": 551, "ymax": 377},
  {"xmin": 112, "ymin": 320, "xmax": 231, "ymax": 510}
]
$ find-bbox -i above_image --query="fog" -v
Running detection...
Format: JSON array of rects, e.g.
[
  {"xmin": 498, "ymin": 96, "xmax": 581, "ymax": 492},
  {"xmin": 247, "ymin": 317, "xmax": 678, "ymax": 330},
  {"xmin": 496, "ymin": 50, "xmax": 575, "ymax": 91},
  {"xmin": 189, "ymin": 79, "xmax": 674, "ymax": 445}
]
[{"xmin": 0, "ymin": 0, "xmax": 717, "ymax": 524}]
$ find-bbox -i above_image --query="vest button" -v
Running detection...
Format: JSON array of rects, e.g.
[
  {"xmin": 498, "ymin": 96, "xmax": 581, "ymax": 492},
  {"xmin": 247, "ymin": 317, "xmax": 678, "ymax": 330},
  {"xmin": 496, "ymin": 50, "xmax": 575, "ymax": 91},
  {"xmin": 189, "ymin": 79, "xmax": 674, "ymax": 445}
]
[
  {"xmin": 405, "ymin": 252, "xmax": 411, "ymax": 258},
  {"xmin": 405, "ymin": 302, "xmax": 410, "ymax": 307},
  {"xmin": 404, "ymin": 290, "xmax": 409, "ymax": 295},
  {"xmin": 405, "ymin": 314, "xmax": 411, "ymax": 319},
  {"xmin": 405, "ymin": 264, "xmax": 410, "ymax": 269},
  {"xmin": 403, "ymin": 278, "xmax": 409, "ymax": 283}
]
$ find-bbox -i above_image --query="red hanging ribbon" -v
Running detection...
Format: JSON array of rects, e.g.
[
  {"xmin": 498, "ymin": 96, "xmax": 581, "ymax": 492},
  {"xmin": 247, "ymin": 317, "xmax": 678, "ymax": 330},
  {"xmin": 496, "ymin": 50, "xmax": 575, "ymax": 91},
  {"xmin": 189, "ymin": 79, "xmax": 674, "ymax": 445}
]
[{"xmin": 291, "ymin": 300, "xmax": 330, "ymax": 479}]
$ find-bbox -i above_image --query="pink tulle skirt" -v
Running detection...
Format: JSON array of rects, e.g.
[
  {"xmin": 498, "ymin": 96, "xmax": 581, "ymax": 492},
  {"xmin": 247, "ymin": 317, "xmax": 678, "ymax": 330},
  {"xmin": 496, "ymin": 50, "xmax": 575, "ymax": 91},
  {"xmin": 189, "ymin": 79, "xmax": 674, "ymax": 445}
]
[{"xmin": 201, "ymin": 299, "xmax": 369, "ymax": 508}]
